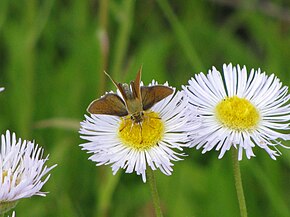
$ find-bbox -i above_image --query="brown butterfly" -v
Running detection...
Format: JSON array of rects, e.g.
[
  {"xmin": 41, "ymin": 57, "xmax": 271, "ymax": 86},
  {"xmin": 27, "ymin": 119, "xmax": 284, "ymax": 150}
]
[{"xmin": 87, "ymin": 66, "xmax": 173, "ymax": 124}]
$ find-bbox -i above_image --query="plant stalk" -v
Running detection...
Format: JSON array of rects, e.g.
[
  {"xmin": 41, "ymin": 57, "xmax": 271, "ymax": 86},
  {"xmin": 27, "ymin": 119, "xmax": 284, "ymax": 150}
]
[
  {"xmin": 147, "ymin": 168, "xmax": 163, "ymax": 217},
  {"xmin": 232, "ymin": 148, "xmax": 248, "ymax": 217}
]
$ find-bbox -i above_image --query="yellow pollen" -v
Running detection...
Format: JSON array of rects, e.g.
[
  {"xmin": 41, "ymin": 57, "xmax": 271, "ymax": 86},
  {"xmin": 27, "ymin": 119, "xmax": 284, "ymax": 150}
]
[
  {"xmin": 215, "ymin": 96, "xmax": 260, "ymax": 131},
  {"xmin": 2, "ymin": 170, "xmax": 21, "ymax": 185},
  {"xmin": 118, "ymin": 111, "xmax": 164, "ymax": 150},
  {"xmin": 2, "ymin": 170, "xmax": 8, "ymax": 183}
]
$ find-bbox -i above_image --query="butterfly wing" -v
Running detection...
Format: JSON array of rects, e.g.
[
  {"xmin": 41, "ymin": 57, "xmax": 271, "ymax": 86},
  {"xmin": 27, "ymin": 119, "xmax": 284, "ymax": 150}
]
[
  {"xmin": 141, "ymin": 85, "xmax": 174, "ymax": 110},
  {"xmin": 87, "ymin": 93, "xmax": 128, "ymax": 116}
]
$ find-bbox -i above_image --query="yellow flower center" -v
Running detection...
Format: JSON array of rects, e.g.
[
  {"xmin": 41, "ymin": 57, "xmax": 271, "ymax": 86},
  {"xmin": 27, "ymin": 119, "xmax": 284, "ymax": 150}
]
[
  {"xmin": 2, "ymin": 170, "xmax": 21, "ymax": 186},
  {"xmin": 2, "ymin": 170, "xmax": 8, "ymax": 183},
  {"xmin": 118, "ymin": 111, "xmax": 164, "ymax": 150},
  {"xmin": 215, "ymin": 96, "xmax": 260, "ymax": 131},
  {"xmin": 0, "ymin": 170, "xmax": 20, "ymax": 212}
]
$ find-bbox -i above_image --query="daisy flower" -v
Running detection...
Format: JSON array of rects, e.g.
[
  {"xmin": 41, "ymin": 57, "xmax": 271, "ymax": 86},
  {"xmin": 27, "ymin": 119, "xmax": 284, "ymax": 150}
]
[
  {"xmin": 184, "ymin": 63, "xmax": 290, "ymax": 160},
  {"xmin": 0, "ymin": 130, "xmax": 56, "ymax": 214},
  {"xmin": 80, "ymin": 81, "xmax": 194, "ymax": 182},
  {"xmin": 8, "ymin": 211, "xmax": 15, "ymax": 217}
]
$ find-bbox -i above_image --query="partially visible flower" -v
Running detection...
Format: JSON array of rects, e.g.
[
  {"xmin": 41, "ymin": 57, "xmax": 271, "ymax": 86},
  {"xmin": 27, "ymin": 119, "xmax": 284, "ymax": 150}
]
[
  {"xmin": 0, "ymin": 87, "xmax": 4, "ymax": 92},
  {"xmin": 183, "ymin": 63, "xmax": 290, "ymax": 160},
  {"xmin": 8, "ymin": 211, "xmax": 15, "ymax": 217},
  {"xmin": 0, "ymin": 130, "xmax": 57, "ymax": 214},
  {"xmin": 80, "ymin": 81, "xmax": 196, "ymax": 182}
]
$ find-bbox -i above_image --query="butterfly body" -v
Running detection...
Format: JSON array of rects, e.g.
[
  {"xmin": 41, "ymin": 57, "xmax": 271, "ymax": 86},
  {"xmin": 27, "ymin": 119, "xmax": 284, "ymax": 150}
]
[{"xmin": 87, "ymin": 67, "xmax": 173, "ymax": 124}]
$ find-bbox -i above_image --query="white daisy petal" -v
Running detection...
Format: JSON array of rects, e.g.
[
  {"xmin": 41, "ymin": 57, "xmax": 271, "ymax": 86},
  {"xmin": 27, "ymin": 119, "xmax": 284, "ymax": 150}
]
[
  {"xmin": 80, "ymin": 81, "xmax": 196, "ymax": 182},
  {"xmin": 0, "ymin": 131, "xmax": 56, "ymax": 213},
  {"xmin": 7, "ymin": 211, "xmax": 16, "ymax": 217},
  {"xmin": 184, "ymin": 63, "xmax": 290, "ymax": 160}
]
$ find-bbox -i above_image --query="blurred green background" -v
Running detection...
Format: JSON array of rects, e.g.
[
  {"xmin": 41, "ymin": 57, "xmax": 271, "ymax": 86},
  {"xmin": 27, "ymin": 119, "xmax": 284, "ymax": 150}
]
[{"xmin": 0, "ymin": 0, "xmax": 290, "ymax": 216}]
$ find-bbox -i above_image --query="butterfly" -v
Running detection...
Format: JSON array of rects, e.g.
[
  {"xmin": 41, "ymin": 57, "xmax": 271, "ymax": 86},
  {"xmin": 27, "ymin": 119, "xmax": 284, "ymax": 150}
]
[{"xmin": 87, "ymin": 66, "xmax": 173, "ymax": 124}]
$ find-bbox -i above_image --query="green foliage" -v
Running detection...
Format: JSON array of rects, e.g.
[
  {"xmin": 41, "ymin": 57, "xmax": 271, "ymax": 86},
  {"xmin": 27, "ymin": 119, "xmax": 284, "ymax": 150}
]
[{"xmin": 0, "ymin": 0, "xmax": 290, "ymax": 216}]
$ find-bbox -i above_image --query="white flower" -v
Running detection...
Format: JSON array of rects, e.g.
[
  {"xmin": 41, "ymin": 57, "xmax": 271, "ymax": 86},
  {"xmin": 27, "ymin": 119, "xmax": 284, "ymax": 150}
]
[
  {"xmin": 0, "ymin": 87, "xmax": 4, "ymax": 92},
  {"xmin": 80, "ymin": 82, "xmax": 194, "ymax": 182},
  {"xmin": 184, "ymin": 63, "xmax": 290, "ymax": 160},
  {"xmin": 8, "ymin": 211, "xmax": 15, "ymax": 217},
  {"xmin": 0, "ymin": 130, "xmax": 56, "ymax": 213}
]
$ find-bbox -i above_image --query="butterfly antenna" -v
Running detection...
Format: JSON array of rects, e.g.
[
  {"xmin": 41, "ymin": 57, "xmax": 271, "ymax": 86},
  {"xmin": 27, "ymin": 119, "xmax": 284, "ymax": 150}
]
[{"xmin": 104, "ymin": 71, "xmax": 119, "ymax": 89}]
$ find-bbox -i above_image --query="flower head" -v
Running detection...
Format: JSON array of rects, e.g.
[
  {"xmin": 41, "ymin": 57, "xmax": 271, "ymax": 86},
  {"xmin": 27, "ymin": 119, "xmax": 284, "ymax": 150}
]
[
  {"xmin": 8, "ymin": 211, "xmax": 15, "ymax": 217},
  {"xmin": 80, "ymin": 81, "xmax": 194, "ymax": 182},
  {"xmin": 0, "ymin": 130, "xmax": 56, "ymax": 214},
  {"xmin": 184, "ymin": 63, "xmax": 290, "ymax": 160}
]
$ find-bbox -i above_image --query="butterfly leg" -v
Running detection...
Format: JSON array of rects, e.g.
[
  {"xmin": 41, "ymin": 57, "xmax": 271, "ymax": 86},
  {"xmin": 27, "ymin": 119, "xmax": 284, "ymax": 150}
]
[
  {"xmin": 138, "ymin": 123, "xmax": 143, "ymax": 144},
  {"xmin": 119, "ymin": 117, "xmax": 131, "ymax": 132}
]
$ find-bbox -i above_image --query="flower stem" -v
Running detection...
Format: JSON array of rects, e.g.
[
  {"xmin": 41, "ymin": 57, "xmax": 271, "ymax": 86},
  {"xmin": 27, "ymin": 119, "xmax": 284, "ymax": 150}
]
[
  {"xmin": 232, "ymin": 148, "xmax": 248, "ymax": 217},
  {"xmin": 147, "ymin": 168, "xmax": 163, "ymax": 217},
  {"xmin": 156, "ymin": 0, "xmax": 203, "ymax": 70},
  {"xmin": 111, "ymin": 0, "xmax": 135, "ymax": 80},
  {"xmin": 97, "ymin": 0, "xmax": 110, "ymax": 94},
  {"xmin": 0, "ymin": 201, "xmax": 18, "ymax": 216},
  {"xmin": 95, "ymin": 168, "xmax": 121, "ymax": 217}
]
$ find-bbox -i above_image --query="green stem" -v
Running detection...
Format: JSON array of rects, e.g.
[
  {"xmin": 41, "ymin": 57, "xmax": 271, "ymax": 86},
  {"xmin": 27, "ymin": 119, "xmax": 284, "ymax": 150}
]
[
  {"xmin": 147, "ymin": 168, "xmax": 163, "ymax": 217},
  {"xmin": 94, "ymin": 2, "xmax": 120, "ymax": 217},
  {"xmin": 232, "ymin": 148, "xmax": 248, "ymax": 217},
  {"xmin": 0, "ymin": 201, "xmax": 18, "ymax": 216},
  {"xmin": 98, "ymin": 0, "xmax": 110, "ymax": 94},
  {"xmin": 156, "ymin": 0, "xmax": 203, "ymax": 70},
  {"xmin": 0, "ymin": 0, "xmax": 8, "ymax": 31},
  {"xmin": 111, "ymin": 0, "xmax": 135, "ymax": 80},
  {"xmin": 96, "ymin": 169, "xmax": 121, "ymax": 217}
]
